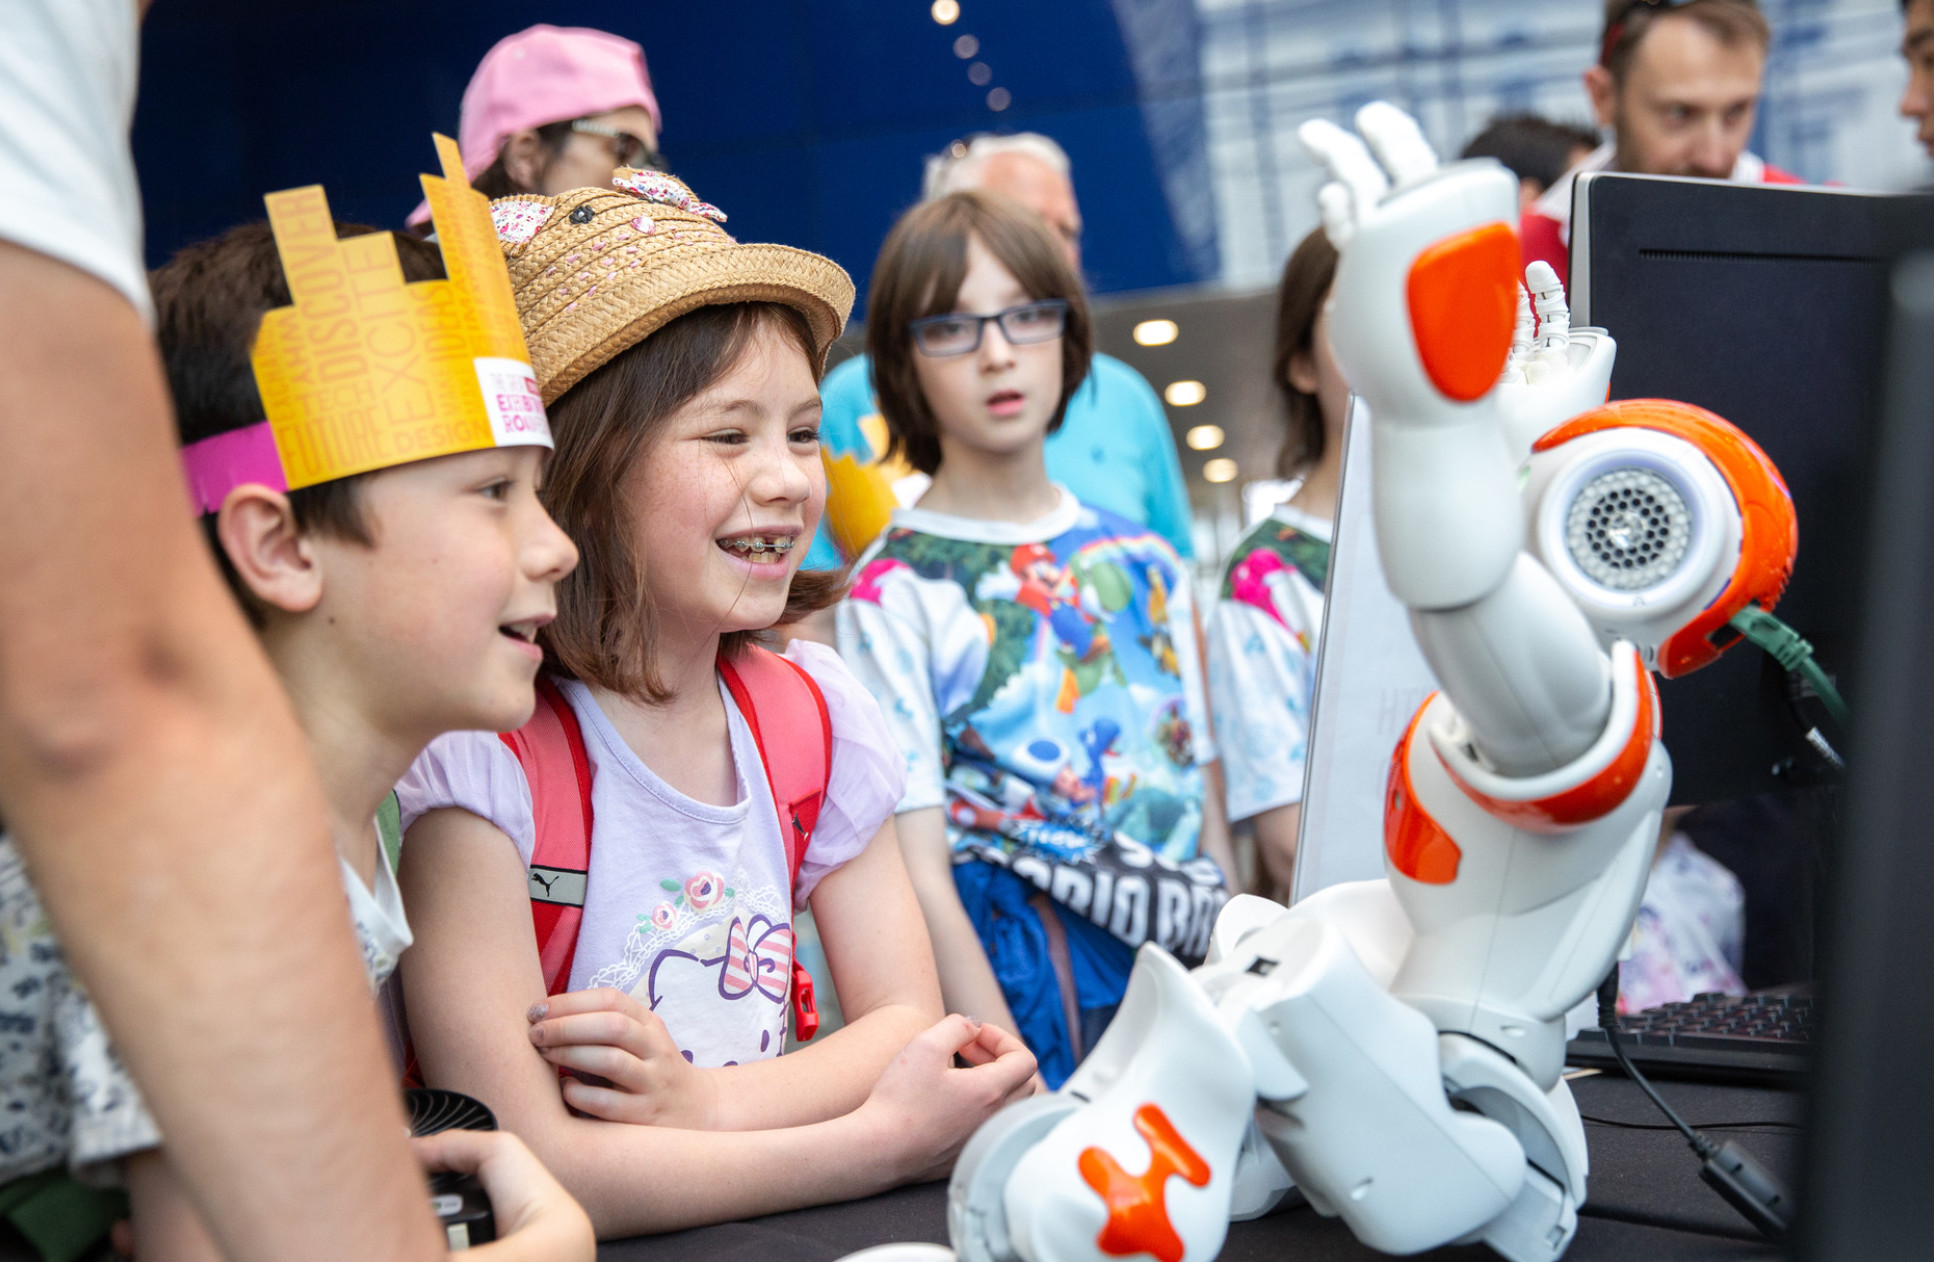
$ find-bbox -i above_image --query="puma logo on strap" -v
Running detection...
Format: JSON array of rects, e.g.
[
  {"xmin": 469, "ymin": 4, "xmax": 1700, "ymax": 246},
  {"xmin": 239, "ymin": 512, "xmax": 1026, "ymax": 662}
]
[{"xmin": 528, "ymin": 866, "xmax": 588, "ymax": 907}]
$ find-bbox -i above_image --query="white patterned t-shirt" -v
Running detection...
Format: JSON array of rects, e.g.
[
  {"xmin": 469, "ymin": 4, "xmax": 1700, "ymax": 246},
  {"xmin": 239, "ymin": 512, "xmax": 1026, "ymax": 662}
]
[
  {"xmin": 1207, "ymin": 503, "xmax": 1333, "ymax": 822},
  {"xmin": 0, "ymin": 833, "xmax": 411, "ymax": 1186},
  {"xmin": 396, "ymin": 641, "xmax": 903, "ymax": 1069}
]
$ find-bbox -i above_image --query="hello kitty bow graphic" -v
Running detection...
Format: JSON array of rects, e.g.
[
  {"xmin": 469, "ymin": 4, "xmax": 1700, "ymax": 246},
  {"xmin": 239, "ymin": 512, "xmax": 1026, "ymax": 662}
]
[
  {"xmin": 613, "ymin": 169, "xmax": 727, "ymax": 222},
  {"xmin": 719, "ymin": 917, "xmax": 794, "ymax": 1003}
]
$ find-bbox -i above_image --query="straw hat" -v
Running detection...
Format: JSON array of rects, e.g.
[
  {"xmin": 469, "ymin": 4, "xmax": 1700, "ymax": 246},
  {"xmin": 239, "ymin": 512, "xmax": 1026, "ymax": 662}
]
[{"xmin": 494, "ymin": 168, "xmax": 854, "ymax": 403}]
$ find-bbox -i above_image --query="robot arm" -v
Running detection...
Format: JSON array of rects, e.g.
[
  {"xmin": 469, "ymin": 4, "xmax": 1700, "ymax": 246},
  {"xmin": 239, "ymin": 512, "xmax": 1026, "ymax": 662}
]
[{"xmin": 1299, "ymin": 106, "xmax": 1617, "ymax": 777}]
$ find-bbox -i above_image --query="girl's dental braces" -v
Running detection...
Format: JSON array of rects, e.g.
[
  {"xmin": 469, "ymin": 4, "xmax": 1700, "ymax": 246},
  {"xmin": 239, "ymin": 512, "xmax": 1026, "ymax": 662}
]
[{"xmin": 719, "ymin": 535, "xmax": 795, "ymax": 562}]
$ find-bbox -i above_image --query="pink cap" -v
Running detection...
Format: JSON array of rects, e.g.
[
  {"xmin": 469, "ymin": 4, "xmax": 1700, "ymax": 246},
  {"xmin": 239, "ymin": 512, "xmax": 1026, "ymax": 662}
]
[{"xmin": 408, "ymin": 25, "xmax": 661, "ymax": 226}]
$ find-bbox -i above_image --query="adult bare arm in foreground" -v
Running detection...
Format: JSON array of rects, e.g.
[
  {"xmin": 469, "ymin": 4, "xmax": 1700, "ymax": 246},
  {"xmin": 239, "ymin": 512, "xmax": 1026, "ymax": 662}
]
[{"xmin": 0, "ymin": 241, "xmax": 443, "ymax": 1261}]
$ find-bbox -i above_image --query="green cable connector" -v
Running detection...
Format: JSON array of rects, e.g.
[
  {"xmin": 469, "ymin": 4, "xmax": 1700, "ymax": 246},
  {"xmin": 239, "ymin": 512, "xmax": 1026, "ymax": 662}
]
[{"xmin": 1728, "ymin": 606, "xmax": 1850, "ymax": 729}]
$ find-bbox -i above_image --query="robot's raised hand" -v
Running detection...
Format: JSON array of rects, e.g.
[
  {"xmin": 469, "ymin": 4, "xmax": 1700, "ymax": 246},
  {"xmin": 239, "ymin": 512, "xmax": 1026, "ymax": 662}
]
[
  {"xmin": 1495, "ymin": 261, "xmax": 1619, "ymax": 459},
  {"xmin": 1298, "ymin": 103, "xmax": 1440, "ymax": 248},
  {"xmin": 1296, "ymin": 103, "xmax": 1521, "ymax": 426}
]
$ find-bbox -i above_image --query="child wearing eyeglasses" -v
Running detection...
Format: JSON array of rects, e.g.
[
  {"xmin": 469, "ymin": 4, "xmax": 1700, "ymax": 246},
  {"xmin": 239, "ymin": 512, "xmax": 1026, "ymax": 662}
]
[{"xmin": 835, "ymin": 191, "xmax": 1236, "ymax": 1089}]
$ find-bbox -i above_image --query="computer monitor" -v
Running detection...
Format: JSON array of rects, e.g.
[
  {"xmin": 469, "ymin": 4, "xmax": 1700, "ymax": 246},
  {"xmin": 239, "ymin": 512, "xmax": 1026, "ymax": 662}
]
[
  {"xmin": 1800, "ymin": 251, "xmax": 1934, "ymax": 1260},
  {"xmin": 1572, "ymin": 173, "xmax": 1933, "ymax": 805}
]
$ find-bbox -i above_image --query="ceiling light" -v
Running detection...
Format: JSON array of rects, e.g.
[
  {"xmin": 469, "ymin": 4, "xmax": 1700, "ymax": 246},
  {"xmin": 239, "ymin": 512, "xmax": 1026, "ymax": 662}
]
[
  {"xmin": 987, "ymin": 86, "xmax": 1012, "ymax": 111},
  {"xmin": 1186, "ymin": 424, "xmax": 1224, "ymax": 451},
  {"xmin": 953, "ymin": 34, "xmax": 979, "ymax": 58},
  {"xmin": 1133, "ymin": 319, "xmax": 1178, "ymax": 346},
  {"xmin": 1164, "ymin": 380, "xmax": 1206, "ymax": 407},
  {"xmin": 968, "ymin": 61, "xmax": 993, "ymax": 86},
  {"xmin": 931, "ymin": 0, "xmax": 960, "ymax": 24},
  {"xmin": 1203, "ymin": 458, "xmax": 1239, "ymax": 484}
]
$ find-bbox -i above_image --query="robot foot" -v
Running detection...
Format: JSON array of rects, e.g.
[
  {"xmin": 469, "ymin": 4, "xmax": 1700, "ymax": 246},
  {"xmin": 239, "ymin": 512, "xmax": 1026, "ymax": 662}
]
[
  {"xmin": 951, "ymin": 946, "xmax": 1266, "ymax": 1262},
  {"xmin": 948, "ymin": 1093, "xmax": 1083, "ymax": 1262}
]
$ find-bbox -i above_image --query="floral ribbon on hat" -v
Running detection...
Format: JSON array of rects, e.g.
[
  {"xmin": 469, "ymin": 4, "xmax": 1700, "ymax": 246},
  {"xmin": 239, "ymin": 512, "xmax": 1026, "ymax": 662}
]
[{"xmin": 614, "ymin": 169, "xmax": 726, "ymax": 221}]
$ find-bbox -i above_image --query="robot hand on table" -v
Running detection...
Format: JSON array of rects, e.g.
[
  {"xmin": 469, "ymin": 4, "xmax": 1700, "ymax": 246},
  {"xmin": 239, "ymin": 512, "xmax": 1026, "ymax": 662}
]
[{"xmin": 849, "ymin": 103, "xmax": 1798, "ymax": 1262}]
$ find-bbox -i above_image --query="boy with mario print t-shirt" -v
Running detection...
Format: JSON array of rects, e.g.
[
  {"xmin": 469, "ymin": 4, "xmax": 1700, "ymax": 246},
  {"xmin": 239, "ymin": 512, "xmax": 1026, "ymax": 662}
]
[{"xmin": 836, "ymin": 190, "xmax": 1235, "ymax": 1091}]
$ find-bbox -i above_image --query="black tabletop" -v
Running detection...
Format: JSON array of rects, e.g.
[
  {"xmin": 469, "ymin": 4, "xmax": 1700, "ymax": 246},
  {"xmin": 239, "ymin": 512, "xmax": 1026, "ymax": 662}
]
[{"xmin": 600, "ymin": 1073, "xmax": 1798, "ymax": 1261}]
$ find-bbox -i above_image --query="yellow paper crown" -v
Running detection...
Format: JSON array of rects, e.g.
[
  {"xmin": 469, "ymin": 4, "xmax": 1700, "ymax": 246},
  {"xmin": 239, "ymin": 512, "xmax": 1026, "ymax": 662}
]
[{"xmin": 249, "ymin": 135, "xmax": 550, "ymax": 490}]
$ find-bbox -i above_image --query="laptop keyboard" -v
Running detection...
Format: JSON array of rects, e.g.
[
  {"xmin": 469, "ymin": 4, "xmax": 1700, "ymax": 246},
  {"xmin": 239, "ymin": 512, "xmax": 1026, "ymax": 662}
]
[{"xmin": 1566, "ymin": 992, "xmax": 1812, "ymax": 1086}]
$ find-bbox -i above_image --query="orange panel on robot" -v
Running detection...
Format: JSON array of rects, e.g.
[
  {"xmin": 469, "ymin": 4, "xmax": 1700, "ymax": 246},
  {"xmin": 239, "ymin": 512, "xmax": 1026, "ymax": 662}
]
[
  {"xmin": 1405, "ymin": 223, "xmax": 1520, "ymax": 403},
  {"xmin": 1078, "ymin": 1103, "xmax": 1212, "ymax": 1262},
  {"xmin": 1385, "ymin": 699, "xmax": 1463, "ymax": 884}
]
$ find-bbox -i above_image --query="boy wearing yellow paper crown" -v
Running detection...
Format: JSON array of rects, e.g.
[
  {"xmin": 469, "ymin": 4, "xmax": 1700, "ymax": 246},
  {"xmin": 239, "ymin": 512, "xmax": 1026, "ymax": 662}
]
[{"xmin": 0, "ymin": 141, "xmax": 591, "ymax": 1261}]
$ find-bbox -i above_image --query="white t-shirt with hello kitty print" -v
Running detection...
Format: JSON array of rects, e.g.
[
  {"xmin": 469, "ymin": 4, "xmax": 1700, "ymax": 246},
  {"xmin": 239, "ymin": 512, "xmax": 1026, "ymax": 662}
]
[{"xmin": 396, "ymin": 641, "xmax": 903, "ymax": 1068}]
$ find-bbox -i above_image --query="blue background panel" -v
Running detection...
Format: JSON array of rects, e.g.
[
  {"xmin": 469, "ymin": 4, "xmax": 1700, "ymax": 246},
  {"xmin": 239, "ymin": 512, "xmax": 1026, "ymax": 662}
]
[{"xmin": 130, "ymin": 0, "xmax": 1206, "ymax": 310}]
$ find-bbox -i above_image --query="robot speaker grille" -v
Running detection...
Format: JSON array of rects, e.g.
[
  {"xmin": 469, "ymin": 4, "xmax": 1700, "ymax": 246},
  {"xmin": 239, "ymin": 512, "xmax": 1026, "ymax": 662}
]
[{"xmin": 1564, "ymin": 468, "xmax": 1691, "ymax": 591}]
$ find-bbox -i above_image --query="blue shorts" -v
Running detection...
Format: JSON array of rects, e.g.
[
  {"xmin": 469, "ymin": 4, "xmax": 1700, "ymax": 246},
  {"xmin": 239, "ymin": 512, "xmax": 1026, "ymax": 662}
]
[{"xmin": 952, "ymin": 857, "xmax": 1133, "ymax": 1089}]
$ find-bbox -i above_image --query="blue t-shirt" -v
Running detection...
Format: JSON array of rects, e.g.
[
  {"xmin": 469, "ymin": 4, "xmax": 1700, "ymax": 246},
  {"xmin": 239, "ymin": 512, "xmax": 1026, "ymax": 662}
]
[{"xmin": 802, "ymin": 351, "xmax": 1195, "ymax": 569}]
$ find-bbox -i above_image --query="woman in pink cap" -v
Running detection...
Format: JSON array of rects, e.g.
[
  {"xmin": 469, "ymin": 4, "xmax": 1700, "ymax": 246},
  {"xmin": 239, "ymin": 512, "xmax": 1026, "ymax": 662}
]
[{"xmin": 411, "ymin": 25, "xmax": 664, "ymax": 227}]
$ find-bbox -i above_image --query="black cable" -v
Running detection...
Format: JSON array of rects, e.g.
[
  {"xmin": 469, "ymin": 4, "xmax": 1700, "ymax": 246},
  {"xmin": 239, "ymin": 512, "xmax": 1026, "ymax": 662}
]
[
  {"xmin": 1580, "ymin": 1115, "xmax": 1800, "ymax": 1132},
  {"xmin": 1595, "ymin": 968, "xmax": 1797, "ymax": 1243},
  {"xmin": 1596, "ymin": 972, "xmax": 1702, "ymax": 1142}
]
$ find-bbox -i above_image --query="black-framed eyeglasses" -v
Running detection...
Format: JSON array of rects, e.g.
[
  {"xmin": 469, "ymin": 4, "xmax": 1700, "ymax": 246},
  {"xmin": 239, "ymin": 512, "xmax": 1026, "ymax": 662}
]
[
  {"xmin": 1599, "ymin": 0, "xmax": 1698, "ymax": 68},
  {"xmin": 908, "ymin": 300, "xmax": 1070, "ymax": 357},
  {"xmin": 571, "ymin": 119, "xmax": 666, "ymax": 172}
]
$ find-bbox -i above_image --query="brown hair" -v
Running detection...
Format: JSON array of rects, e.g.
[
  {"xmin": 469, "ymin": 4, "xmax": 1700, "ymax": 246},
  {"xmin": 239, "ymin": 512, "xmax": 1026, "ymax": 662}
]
[
  {"xmin": 1460, "ymin": 113, "xmax": 1602, "ymax": 191},
  {"xmin": 1270, "ymin": 228, "xmax": 1340, "ymax": 480},
  {"xmin": 864, "ymin": 190, "xmax": 1092, "ymax": 476},
  {"xmin": 1601, "ymin": 0, "xmax": 1770, "ymax": 84},
  {"xmin": 538, "ymin": 301, "xmax": 843, "ymax": 702},
  {"xmin": 150, "ymin": 221, "xmax": 447, "ymax": 609},
  {"xmin": 470, "ymin": 121, "xmax": 574, "ymax": 201},
  {"xmin": 404, "ymin": 123, "xmax": 572, "ymax": 235}
]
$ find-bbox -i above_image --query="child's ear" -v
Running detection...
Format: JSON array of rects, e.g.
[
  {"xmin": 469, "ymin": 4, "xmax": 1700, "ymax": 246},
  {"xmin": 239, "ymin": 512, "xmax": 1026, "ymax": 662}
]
[
  {"xmin": 1286, "ymin": 348, "xmax": 1321, "ymax": 396},
  {"xmin": 216, "ymin": 486, "xmax": 323, "ymax": 614}
]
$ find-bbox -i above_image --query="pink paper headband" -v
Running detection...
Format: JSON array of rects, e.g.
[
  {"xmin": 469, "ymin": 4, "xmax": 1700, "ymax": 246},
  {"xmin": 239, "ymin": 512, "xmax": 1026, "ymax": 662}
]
[{"xmin": 180, "ymin": 422, "xmax": 288, "ymax": 516}]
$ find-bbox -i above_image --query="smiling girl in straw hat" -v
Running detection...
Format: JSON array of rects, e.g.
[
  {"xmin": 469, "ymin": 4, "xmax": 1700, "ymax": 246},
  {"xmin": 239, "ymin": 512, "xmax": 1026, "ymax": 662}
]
[{"xmin": 395, "ymin": 169, "xmax": 1037, "ymax": 1236}]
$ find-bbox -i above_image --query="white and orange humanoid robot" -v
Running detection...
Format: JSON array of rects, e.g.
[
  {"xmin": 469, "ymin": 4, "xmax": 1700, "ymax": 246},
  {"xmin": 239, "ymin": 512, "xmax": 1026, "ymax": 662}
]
[{"xmin": 850, "ymin": 103, "xmax": 1800, "ymax": 1262}]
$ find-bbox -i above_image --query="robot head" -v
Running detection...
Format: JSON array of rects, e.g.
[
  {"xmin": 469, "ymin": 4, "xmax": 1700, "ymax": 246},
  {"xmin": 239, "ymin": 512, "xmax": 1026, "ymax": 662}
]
[{"xmin": 1523, "ymin": 399, "xmax": 1796, "ymax": 679}]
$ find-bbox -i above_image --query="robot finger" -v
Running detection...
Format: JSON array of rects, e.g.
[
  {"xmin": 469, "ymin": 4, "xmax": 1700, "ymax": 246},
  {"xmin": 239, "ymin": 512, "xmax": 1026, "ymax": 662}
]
[
  {"xmin": 1298, "ymin": 118, "xmax": 1388, "ymax": 226},
  {"xmin": 1315, "ymin": 182, "xmax": 1358, "ymax": 247},
  {"xmin": 1526, "ymin": 260, "xmax": 1570, "ymax": 350},
  {"xmin": 1502, "ymin": 283, "xmax": 1534, "ymax": 382},
  {"xmin": 1355, "ymin": 101, "xmax": 1440, "ymax": 187}
]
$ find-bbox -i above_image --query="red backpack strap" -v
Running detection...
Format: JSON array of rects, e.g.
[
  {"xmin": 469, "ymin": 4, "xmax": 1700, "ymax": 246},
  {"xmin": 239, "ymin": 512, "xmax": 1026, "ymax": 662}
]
[
  {"xmin": 717, "ymin": 646, "xmax": 833, "ymax": 1039},
  {"xmin": 498, "ymin": 674, "xmax": 594, "ymax": 996}
]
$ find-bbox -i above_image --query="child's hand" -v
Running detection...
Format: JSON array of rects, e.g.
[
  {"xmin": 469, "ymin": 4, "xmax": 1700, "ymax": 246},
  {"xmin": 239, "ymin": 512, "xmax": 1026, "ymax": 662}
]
[
  {"xmin": 527, "ymin": 988, "xmax": 721, "ymax": 1129},
  {"xmin": 860, "ymin": 1014, "xmax": 1039, "ymax": 1185},
  {"xmin": 412, "ymin": 1129, "xmax": 594, "ymax": 1262}
]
